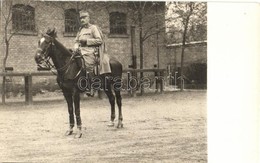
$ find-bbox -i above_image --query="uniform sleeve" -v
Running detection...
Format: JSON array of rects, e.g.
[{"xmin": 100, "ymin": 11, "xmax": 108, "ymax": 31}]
[
  {"xmin": 86, "ymin": 25, "xmax": 103, "ymax": 46},
  {"xmin": 74, "ymin": 31, "xmax": 80, "ymax": 49}
]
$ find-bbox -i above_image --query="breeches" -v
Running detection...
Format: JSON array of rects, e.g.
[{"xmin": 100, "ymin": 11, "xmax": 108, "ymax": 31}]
[
  {"xmin": 83, "ymin": 54, "xmax": 95, "ymax": 71},
  {"xmin": 80, "ymin": 47, "xmax": 96, "ymax": 72}
]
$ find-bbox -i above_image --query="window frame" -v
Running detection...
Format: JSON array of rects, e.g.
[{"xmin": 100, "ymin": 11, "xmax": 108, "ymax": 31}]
[
  {"xmin": 63, "ymin": 8, "xmax": 79, "ymax": 37},
  {"xmin": 109, "ymin": 12, "xmax": 128, "ymax": 38},
  {"xmin": 12, "ymin": 4, "xmax": 37, "ymax": 35}
]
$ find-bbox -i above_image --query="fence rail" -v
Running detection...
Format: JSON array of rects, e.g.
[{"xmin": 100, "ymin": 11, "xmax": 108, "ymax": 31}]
[{"xmin": 0, "ymin": 69, "xmax": 166, "ymax": 105}]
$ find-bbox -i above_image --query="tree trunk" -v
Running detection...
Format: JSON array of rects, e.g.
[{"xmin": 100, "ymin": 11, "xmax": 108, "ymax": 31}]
[
  {"xmin": 180, "ymin": 18, "xmax": 190, "ymax": 91},
  {"xmin": 138, "ymin": 10, "xmax": 144, "ymax": 95},
  {"xmin": 3, "ymin": 42, "xmax": 9, "ymax": 72},
  {"xmin": 140, "ymin": 35, "xmax": 144, "ymax": 95},
  {"xmin": 156, "ymin": 4, "xmax": 160, "ymax": 69},
  {"xmin": 138, "ymin": 12, "xmax": 143, "ymax": 70},
  {"xmin": 180, "ymin": 3, "xmax": 194, "ymax": 91},
  {"xmin": 2, "ymin": 41, "xmax": 9, "ymax": 104},
  {"xmin": 140, "ymin": 35, "xmax": 143, "ymax": 70},
  {"xmin": 2, "ymin": 0, "xmax": 13, "ymax": 104}
]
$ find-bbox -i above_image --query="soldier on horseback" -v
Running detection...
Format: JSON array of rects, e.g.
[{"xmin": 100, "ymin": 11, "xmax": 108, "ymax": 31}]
[{"xmin": 74, "ymin": 10, "xmax": 111, "ymax": 96}]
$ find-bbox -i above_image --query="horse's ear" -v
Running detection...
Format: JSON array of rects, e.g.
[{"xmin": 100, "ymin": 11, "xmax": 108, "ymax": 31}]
[
  {"xmin": 53, "ymin": 28, "xmax": 57, "ymax": 38},
  {"xmin": 46, "ymin": 27, "xmax": 57, "ymax": 38}
]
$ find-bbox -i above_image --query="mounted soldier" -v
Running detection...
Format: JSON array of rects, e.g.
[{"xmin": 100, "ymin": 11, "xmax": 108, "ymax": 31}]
[{"xmin": 74, "ymin": 10, "xmax": 111, "ymax": 96}]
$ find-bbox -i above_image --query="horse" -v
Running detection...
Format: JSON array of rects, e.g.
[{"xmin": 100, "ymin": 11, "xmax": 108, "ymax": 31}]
[{"xmin": 35, "ymin": 28, "xmax": 123, "ymax": 138}]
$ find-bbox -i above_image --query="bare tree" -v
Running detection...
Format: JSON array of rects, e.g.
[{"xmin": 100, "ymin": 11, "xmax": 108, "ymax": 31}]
[
  {"xmin": 2, "ymin": 0, "xmax": 14, "ymax": 72},
  {"xmin": 1, "ymin": 0, "xmax": 37, "ymax": 72},
  {"xmin": 167, "ymin": 2, "xmax": 207, "ymax": 91},
  {"xmin": 128, "ymin": 2, "xmax": 166, "ymax": 70},
  {"xmin": 126, "ymin": 2, "xmax": 166, "ymax": 94},
  {"xmin": 1, "ymin": 0, "xmax": 36, "ymax": 103}
]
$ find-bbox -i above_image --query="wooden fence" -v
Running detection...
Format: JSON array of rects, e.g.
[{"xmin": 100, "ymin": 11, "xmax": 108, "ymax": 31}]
[{"xmin": 0, "ymin": 69, "xmax": 165, "ymax": 105}]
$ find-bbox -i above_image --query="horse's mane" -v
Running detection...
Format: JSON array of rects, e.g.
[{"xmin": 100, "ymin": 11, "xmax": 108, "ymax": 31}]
[
  {"xmin": 53, "ymin": 39, "xmax": 73, "ymax": 57},
  {"xmin": 45, "ymin": 27, "xmax": 73, "ymax": 57}
]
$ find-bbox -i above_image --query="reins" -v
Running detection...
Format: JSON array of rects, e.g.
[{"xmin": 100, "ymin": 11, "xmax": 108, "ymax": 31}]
[
  {"xmin": 37, "ymin": 46, "xmax": 57, "ymax": 74},
  {"xmin": 39, "ymin": 39, "xmax": 83, "ymax": 80}
]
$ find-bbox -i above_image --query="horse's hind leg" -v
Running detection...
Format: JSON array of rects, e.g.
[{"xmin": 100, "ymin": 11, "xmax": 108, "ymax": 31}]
[
  {"xmin": 104, "ymin": 85, "xmax": 116, "ymax": 127},
  {"xmin": 64, "ymin": 92, "xmax": 74, "ymax": 136},
  {"xmin": 74, "ymin": 91, "xmax": 82, "ymax": 138},
  {"xmin": 115, "ymin": 90, "xmax": 123, "ymax": 128}
]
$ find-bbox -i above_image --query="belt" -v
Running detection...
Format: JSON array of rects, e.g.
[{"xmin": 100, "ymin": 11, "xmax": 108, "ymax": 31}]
[{"xmin": 80, "ymin": 42, "xmax": 99, "ymax": 48}]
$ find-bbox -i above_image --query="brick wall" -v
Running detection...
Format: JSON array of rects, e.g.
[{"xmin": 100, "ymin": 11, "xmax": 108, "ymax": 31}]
[
  {"xmin": 1, "ymin": 1, "xmax": 167, "ymax": 73},
  {"xmin": 166, "ymin": 43, "xmax": 207, "ymax": 69}
]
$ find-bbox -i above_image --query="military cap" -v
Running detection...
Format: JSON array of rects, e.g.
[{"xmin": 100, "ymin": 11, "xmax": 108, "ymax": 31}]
[{"xmin": 79, "ymin": 10, "xmax": 89, "ymax": 18}]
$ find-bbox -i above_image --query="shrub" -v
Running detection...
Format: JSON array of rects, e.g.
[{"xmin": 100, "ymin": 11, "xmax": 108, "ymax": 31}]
[{"xmin": 184, "ymin": 63, "xmax": 207, "ymax": 84}]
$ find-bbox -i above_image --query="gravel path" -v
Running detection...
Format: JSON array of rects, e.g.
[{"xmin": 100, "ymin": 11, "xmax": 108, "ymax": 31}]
[{"xmin": 0, "ymin": 91, "xmax": 207, "ymax": 163}]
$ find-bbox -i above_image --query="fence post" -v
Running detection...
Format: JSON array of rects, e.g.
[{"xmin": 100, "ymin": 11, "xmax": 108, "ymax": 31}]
[
  {"xmin": 155, "ymin": 71, "xmax": 158, "ymax": 93},
  {"xmin": 160, "ymin": 70, "xmax": 164, "ymax": 93},
  {"xmin": 25, "ymin": 74, "xmax": 33, "ymax": 105},
  {"xmin": 140, "ymin": 74, "xmax": 144, "ymax": 96},
  {"xmin": 127, "ymin": 71, "xmax": 131, "ymax": 96},
  {"xmin": 98, "ymin": 90, "xmax": 103, "ymax": 99},
  {"xmin": 2, "ymin": 76, "xmax": 6, "ymax": 104},
  {"xmin": 131, "ymin": 71, "xmax": 137, "ymax": 97},
  {"xmin": 131, "ymin": 25, "xmax": 137, "ymax": 69}
]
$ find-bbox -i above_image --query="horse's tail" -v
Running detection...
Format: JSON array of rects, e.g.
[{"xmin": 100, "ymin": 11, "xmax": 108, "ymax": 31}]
[{"xmin": 109, "ymin": 58, "xmax": 122, "ymax": 78}]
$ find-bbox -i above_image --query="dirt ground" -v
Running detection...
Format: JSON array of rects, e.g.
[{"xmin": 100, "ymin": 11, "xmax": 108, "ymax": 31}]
[{"xmin": 0, "ymin": 91, "xmax": 207, "ymax": 163}]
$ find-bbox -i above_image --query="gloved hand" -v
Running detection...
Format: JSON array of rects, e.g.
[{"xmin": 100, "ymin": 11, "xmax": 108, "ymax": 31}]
[
  {"xmin": 74, "ymin": 43, "xmax": 80, "ymax": 51},
  {"xmin": 80, "ymin": 40, "xmax": 87, "ymax": 46}
]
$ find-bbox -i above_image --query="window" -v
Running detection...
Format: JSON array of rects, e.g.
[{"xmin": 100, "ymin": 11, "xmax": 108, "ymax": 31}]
[
  {"xmin": 12, "ymin": 4, "xmax": 35, "ymax": 32},
  {"xmin": 109, "ymin": 12, "xmax": 127, "ymax": 35},
  {"xmin": 64, "ymin": 9, "xmax": 79, "ymax": 34}
]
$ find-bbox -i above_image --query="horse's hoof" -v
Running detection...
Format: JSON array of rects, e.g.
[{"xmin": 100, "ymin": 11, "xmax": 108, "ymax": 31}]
[
  {"xmin": 74, "ymin": 133, "xmax": 82, "ymax": 138},
  {"xmin": 117, "ymin": 123, "xmax": 123, "ymax": 128},
  {"xmin": 65, "ymin": 130, "xmax": 73, "ymax": 136},
  {"xmin": 107, "ymin": 121, "xmax": 115, "ymax": 127},
  {"xmin": 86, "ymin": 92, "xmax": 95, "ymax": 97}
]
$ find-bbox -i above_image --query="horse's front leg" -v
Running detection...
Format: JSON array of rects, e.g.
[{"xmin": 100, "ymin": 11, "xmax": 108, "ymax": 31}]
[
  {"xmin": 74, "ymin": 91, "xmax": 82, "ymax": 138},
  {"xmin": 64, "ymin": 92, "xmax": 74, "ymax": 136}
]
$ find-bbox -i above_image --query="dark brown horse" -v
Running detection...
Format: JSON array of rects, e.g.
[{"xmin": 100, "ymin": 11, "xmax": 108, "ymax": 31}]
[{"xmin": 35, "ymin": 28, "xmax": 123, "ymax": 138}]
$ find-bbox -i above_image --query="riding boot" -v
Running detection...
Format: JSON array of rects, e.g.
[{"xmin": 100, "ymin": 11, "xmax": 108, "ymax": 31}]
[{"xmin": 86, "ymin": 71, "xmax": 95, "ymax": 97}]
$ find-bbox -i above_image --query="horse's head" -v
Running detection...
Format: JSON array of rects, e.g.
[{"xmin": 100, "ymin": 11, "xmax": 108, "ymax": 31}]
[{"xmin": 35, "ymin": 28, "xmax": 57, "ymax": 65}]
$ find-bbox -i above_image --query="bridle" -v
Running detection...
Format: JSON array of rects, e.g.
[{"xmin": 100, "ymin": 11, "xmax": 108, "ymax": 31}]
[{"xmin": 37, "ymin": 36, "xmax": 84, "ymax": 79}]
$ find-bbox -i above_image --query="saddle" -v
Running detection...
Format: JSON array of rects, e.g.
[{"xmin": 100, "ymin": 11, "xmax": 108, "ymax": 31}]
[{"xmin": 69, "ymin": 49, "xmax": 100, "ymax": 76}]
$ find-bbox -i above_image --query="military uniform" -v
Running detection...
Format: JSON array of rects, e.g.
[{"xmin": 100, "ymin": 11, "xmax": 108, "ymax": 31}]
[{"xmin": 74, "ymin": 24, "xmax": 102, "ymax": 72}]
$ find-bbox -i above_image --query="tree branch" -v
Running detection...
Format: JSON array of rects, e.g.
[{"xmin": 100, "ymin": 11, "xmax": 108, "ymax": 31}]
[
  {"xmin": 6, "ymin": 1, "xmax": 13, "ymax": 23},
  {"xmin": 133, "ymin": 2, "xmax": 138, "ymax": 11},
  {"xmin": 142, "ymin": 24, "xmax": 160, "ymax": 39},
  {"xmin": 142, "ymin": 26, "xmax": 165, "ymax": 42},
  {"xmin": 142, "ymin": 2, "xmax": 146, "ymax": 11},
  {"xmin": 1, "ymin": 9, "xmax": 7, "ymax": 21},
  {"xmin": 7, "ymin": 33, "xmax": 15, "ymax": 42}
]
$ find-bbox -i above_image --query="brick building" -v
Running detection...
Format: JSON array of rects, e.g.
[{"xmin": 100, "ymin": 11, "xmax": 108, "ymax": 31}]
[{"xmin": 0, "ymin": 1, "xmax": 167, "ymax": 72}]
